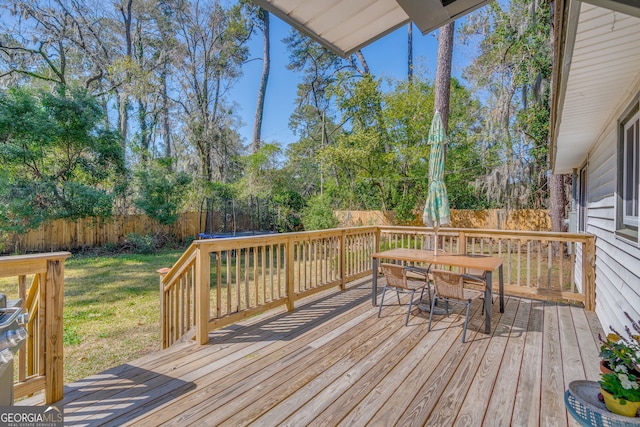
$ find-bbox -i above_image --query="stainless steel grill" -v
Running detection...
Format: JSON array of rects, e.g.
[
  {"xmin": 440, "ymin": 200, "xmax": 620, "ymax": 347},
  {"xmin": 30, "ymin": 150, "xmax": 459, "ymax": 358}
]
[{"xmin": 0, "ymin": 294, "xmax": 28, "ymax": 406}]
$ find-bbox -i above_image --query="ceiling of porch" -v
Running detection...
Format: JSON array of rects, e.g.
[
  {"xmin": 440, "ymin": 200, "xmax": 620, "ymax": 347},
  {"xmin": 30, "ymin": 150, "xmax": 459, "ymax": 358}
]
[
  {"xmin": 251, "ymin": 0, "xmax": 490, "ymax": 57},
  {"xmin": 552, "ymin": 2, "xmax": 640, "ymax": 174}
]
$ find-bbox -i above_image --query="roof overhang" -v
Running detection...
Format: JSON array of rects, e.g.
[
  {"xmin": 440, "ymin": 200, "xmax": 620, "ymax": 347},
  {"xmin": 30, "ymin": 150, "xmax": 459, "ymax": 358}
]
[
  {"xmin": 252, "ymin": 0, "xmax": 491, "ymax": 57},
  {"xmin": 550, "ymin": 0, "xmax": 640, "ymax": 174}
]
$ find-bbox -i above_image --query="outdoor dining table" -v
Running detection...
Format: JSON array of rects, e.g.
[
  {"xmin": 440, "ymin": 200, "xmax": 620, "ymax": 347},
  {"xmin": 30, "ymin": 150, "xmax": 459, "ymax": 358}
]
[{"xmin": 371, "ymin": 248, "xmax": 505, "ymax": 334}]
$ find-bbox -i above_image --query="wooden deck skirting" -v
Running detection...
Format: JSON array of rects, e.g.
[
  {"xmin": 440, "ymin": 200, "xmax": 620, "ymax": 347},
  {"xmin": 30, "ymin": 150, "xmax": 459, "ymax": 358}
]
[
  {"xmin": 159, "ymin": 226, "xmax": 596, "ymax": 349},
  {"xmin": 42, "ymin": 277, "xmax": 603, "ymax": 426}
]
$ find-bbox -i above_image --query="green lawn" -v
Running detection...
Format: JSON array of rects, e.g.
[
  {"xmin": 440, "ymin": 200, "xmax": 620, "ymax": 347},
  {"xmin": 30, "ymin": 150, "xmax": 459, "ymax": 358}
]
[{"xmin": 60, "ymin": 248, "xmax": 185, "ymax": 383}]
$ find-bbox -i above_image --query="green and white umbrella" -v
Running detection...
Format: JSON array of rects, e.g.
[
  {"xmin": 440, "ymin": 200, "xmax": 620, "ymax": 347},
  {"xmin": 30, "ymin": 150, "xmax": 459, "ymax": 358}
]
[{"xmin": 422, "ymin": 111, "xmax": 450, "ymax": 255}]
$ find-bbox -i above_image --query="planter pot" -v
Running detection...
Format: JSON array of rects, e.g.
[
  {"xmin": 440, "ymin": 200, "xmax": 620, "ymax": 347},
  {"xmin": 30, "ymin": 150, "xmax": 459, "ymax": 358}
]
[
  {"xmin": 600, "ymin": 360, "xmax": 640, "ymax": 382},
  {"xmin": 601, "ymin": 360, "xmax": 614, "ymax": 375},
  {"xmin": 600, "ymin": 387, "xmax": 640, "ymax": 417}
]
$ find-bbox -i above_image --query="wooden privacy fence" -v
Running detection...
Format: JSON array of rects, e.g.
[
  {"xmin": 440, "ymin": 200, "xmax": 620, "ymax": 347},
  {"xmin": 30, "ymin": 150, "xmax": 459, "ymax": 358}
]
[
  {"xmin": 336, "ymin": 209, "xmax": 552, "ymax": 230},
  {"xmin": 158, "ymin": 226, "xmax": 595, "ymax": 348},
  {"xmin": 0, "ymin": 252, "xmax": 69, "ymax": 404},
  {"xmin": 4, "ymin": 212, "xmax": 207, "ymax": 254}
]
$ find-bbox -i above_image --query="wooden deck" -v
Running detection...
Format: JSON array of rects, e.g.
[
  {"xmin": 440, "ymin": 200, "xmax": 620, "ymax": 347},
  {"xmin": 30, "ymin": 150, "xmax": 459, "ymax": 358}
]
[{"xmin": 35, "ymin": 277, "xmax": 603, "ymax": 426}]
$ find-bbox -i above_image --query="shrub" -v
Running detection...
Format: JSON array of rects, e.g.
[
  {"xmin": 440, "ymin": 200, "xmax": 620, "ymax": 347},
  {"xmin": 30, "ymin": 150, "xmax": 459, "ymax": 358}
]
[
  {"xmin": 124, "ymin": 233, "xmax": 156, "ymax": 254},
  {"xmin": 302, "ymin": 194, "xmax": 338, "ymax": 230}
]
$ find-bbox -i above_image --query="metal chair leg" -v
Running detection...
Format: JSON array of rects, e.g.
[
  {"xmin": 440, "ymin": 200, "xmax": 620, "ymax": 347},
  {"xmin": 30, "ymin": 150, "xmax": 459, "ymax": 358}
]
[
  {"xmin": 406, "ymin": 289, "xmax": 416, "ymax": 326},
  {"xmin": 428, "ymin": 295, "xmax": 438, "ymax": 331},
  {"xmin": 378, "ymin": 285, "xmax": 388, "ymax": 318},
  {"xmin": 462, "ymin": 300, "xmax": 471, "ymax": 343}
]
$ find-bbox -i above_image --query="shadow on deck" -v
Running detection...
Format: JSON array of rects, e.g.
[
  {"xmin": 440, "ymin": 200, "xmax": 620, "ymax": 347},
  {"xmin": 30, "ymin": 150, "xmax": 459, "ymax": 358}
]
[{"xmin": 24, "ymin": 277, "xmax": 604, "ymax": 426}]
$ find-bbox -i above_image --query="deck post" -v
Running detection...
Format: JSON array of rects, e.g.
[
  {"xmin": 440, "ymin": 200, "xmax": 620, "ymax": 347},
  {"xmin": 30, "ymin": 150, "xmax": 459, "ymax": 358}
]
[
  {"xmin": 458, "ymin": 230, "xmax": 466, "ymax": 254},
  {"xmin": 44, "ymin": 259, "xmax": 64, "ymax": 404},
  {"xmin": 157, "ymin": 268, "xmax": 170, "ymax": 348},
  {"xmin": 195, "ymin": 245, "xmax": 210, "ymax": 344},
  {"xmin": 582, "ymin": 236, "xmax": 596, "ymax": 311},
  {"xmin": 286, "ymin": 237, "xmax": 295, "ymax": 311}
]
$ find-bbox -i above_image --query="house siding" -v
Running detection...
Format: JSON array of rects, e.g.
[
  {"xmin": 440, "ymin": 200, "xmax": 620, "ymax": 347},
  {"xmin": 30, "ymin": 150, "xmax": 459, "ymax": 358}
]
[{"xmin": 584, "ymin": 81, "xmax": 640, "ymax": 334}]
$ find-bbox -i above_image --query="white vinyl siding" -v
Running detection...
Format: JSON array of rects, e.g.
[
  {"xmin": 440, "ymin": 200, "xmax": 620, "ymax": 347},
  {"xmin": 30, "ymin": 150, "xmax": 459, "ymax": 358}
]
[{"xmin": 582, "ymin": 86, "xmax": 640, "ymax": 338}]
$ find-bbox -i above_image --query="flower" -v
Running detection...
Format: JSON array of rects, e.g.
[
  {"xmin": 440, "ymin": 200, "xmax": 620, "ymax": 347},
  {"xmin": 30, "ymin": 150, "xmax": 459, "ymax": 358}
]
[
  {"xmin": 599, "ymin": 312, "xmax": 640, "ymax": 404},
  {"xmin": 600, "ymin": 372, "xmax": 640, "ymax": 404},
  {"xmin": 599, "ymin": 314, "xmax": 640, "ymax": 375}
]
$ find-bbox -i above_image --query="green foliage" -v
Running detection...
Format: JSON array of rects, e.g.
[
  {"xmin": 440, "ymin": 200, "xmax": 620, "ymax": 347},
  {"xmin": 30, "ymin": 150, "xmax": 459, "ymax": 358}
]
[
  {"xmin": 269, "ymin": 189, "xmax": 305, "ymax": 232},
  {"xmin": 236, "ymin": 143, "xmax": 283, "ymax": 198},
  {"xmin": 124, "ymin": 233, "xmax": 156, "ymax": 254},
  {"xmin": 302, "ymin": 194, "xmax": 338, "ymax": 230},
  {"xmin": 134, "ymin": 158, "xmax": 191, "ymax": 225},
  {"xmin": 0, "ymin": 87, "xmax": 125, "ymax": 233},
  {"xmin": 460, "ymin": 0, "xmax": 552, "ymax": 209}
]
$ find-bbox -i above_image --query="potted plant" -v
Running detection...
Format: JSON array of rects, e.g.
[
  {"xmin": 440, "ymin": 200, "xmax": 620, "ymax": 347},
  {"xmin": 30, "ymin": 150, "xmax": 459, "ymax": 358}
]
[{"xmin": 598, "ymin": 312, "xmax": 640, "ymax": 417}]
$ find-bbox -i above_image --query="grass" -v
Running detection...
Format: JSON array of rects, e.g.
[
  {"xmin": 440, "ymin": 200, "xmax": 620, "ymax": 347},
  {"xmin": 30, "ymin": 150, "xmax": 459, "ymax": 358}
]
[
  {"xmin": 61, "ymin": 248, "xmax": 186, "ymax": 382},
  {"xmin": 1, "ymin": 248, "xmax": 186, "ymax": 384}
]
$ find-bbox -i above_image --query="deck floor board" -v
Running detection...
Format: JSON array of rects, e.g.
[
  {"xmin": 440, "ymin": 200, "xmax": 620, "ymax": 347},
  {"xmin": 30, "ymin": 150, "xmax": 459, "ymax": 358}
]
[{"xmin": 25, "ymin": 278, "xmax": 603, "ymax": 426}]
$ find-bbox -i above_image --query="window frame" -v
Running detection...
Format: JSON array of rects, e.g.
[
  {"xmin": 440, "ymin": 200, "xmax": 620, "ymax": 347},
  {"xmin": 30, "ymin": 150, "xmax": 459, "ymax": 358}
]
[
  {"xmin": 578, "ymin": 164, "xmax": 587, "ymax": 232},
  {"xmin": 616, "ymin": 95, "xmax": 640, "ymax": 242}
]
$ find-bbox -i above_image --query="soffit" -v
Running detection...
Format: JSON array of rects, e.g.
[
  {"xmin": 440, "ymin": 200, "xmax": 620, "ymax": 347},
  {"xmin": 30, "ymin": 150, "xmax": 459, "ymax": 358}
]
[
  {"xmin": 553, "ymin": 2, "xmax": 640, "ymax": 174},
  {"xmin": 252, "ymin": 0, "xmax": 490, "ymax": 57}
]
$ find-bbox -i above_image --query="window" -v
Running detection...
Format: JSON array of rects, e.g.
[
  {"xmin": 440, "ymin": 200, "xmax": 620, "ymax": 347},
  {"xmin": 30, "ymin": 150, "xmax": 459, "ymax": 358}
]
[
  {"xmin": 617, "ymin": 98, "xmax": 640, "ymax": 242},
  {"xmin": 578, "ymin": 166, "xmax": 587, "ymax": 232},
  {"xmin": 623, "ymin": 112, "xmax": 640, "ymax": 227}
]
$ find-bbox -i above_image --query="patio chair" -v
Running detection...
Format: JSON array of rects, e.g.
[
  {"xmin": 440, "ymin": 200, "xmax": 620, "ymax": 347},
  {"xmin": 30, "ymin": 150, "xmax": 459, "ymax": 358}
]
[
  {"xmin": 429, "ymin": 249, "xmax": 488, "ymax": 296},
  {"xmin": 378, "ymin": 263, "xmax": 430, "ymax": 326},
  {"xmin": 461, "ymin": 265, "xmax": 486, "ymax": 286},
  {"xmin": 428, "ymin": 269, "xmax": 484, "ymax": 343}
]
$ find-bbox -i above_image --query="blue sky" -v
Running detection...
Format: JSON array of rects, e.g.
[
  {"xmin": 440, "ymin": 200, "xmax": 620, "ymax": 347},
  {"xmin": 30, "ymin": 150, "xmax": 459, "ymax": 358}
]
[{"xmin": 230, "ymin": 15, "xmax": 478, "ymax": 148}]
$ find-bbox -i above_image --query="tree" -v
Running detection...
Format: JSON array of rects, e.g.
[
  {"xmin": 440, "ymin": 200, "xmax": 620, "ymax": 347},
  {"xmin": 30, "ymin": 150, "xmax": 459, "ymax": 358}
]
[
  {"xmin": 253, "ymin": 8, "xmax": 270, "ymax": 154},
  {"xmin": 173, "ymin": 0, "xmax": 249, "ymax": 183},
  {"xmin": 134, "ymin": 158, "xmax": 191, "ymax": 225},
  {"xmin": 434, "ymin": 22, "xmax": 455, "ymax": 130},
  {"xmin": 407, "ymin": 23, "xmax": 413, "ymax": 82},
  {"xmin": 461, "ymin": 0, "xmax": 553, "ymax": 212},
  {"xmin": 0, "ymin": 87, "xmax": 125, "ymax": 232},
  {"xmin": 240, "ymin": 2, "xmax": 271, "ymax": 154}
]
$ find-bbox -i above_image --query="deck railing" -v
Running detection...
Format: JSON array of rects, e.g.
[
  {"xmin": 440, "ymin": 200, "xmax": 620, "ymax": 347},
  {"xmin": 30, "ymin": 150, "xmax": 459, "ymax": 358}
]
[
  {"xmin": 158, "ymin": 228, "xmax": 378, "ymax": 348},
  {"xmin": 379, "ymin": 226, "xmax": 595, "ymax": 309},
  {"xmin": 0, "ymin": 252, "xmax": 70, "ymax": 404},
  {"xmin": 159, "ymin": 226, "xmax": 595, "ymax": 348}
]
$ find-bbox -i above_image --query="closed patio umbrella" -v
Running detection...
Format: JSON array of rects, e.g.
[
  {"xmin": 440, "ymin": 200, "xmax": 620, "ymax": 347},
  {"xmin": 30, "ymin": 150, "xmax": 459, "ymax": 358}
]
[{"xmin": 423, "ymin": 111, "xmax": 450, "ymax": 256}]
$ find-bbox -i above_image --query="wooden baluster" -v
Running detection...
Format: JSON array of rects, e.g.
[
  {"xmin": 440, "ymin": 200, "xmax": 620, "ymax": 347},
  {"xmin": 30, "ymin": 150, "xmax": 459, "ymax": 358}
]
[
  {"xmin": 254, "ymin": 246, "xmax": 259, "ymax": 306},
  {"xmin": 527, "ymin": 241, "xmax": 531, "ymax": 288},
  {"xmin": 547, "ymin": 243, "xmax": 552, "ymax": 289},
  {"xmin": 226, "ymin": 250, "xmax": 232, "ymax": 316},
  {"xmin": 570, "ymin": 242, "xmax": 576, "ymax": 293},
  {"xmin": 559, "ymin": 241, "xmax": 564, "ymax": 291},
  {"xmin": 286, "ymin": 238, "xmax": 295, "ymax": 311}
]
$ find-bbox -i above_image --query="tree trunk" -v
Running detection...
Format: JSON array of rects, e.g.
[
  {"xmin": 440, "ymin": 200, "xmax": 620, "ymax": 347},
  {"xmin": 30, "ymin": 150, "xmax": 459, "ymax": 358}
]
[
  {"xmin": 161, "ymin": 62, "xmax": 171, "ymax": 163},
  {"xmin": 434, "ymin": 21, "xmax": 455, "ymax": 131},
  {"xmin": 252, "ymin": 9, "xmax": 270, "ymax": 154},
  {"xmin": 118, "ymin": 0, "xmax": 133, "ymax": 158},
  {"xmin": 354, "ymin": 50, "xmax": 370, "ymax": 75},
  {"xmin": 118, "ymin": 91, "xmax": 128, "ymax": 151},
  {"xmin": 549, "ymin": 172, "xmax": 567, "ymax": 232},
  {"xmin": 408, "ymin": 23, "xmax": 413, "ymax": 82}
]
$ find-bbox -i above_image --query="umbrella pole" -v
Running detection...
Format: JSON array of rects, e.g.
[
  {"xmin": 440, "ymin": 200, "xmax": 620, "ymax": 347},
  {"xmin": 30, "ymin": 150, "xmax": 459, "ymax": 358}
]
[{"xmin": 434, "ymin": 226, "xmax": 439, "ymax": 256}]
